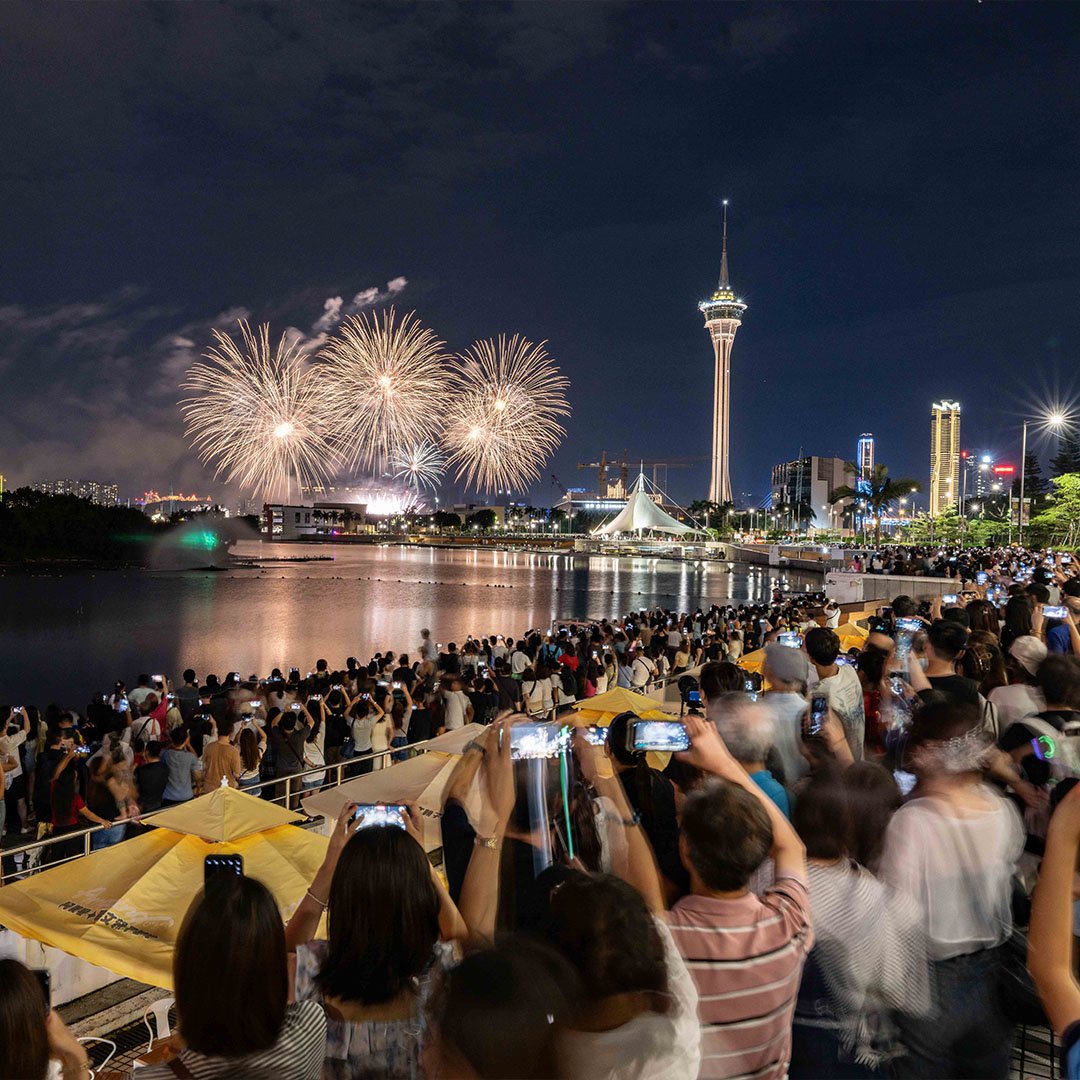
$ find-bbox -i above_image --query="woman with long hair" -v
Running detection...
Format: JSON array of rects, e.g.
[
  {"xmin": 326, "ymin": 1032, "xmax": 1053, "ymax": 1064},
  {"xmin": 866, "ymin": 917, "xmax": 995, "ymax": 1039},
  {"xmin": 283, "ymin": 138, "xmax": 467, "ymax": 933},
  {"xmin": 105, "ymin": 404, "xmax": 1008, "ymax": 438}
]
[
  {"xmin": 236, "ymin": 723, "xmax": 267, "ymax": 789},
  {"xmin": 137, "ymin": 876, "xmax": 325, "ymax": 1079},
  {"xmin": 48, "ymin": 749, "xmax": 112, "ymax": 864},
  {"xmin": 287, "ymin": 802, "xmax": 466, "ymax": 1079}
]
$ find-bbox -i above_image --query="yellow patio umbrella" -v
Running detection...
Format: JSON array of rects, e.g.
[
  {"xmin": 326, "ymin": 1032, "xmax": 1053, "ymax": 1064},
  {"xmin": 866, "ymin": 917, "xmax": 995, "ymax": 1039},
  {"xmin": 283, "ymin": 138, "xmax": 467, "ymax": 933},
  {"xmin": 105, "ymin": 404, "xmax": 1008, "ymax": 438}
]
[
  {"xmin": 738, "ymin": 648, "xmax": 766, "ymax": 674},
  {"xmin": 0, "ymin": 788, "xmax": 327, "ymax": 989},
  {"xmin": 835, "ymin": 622, "xmax": 870, "ymax": 651},
  {"xmin": 570, "ymin": 686, "xmax": 670, "ymax": 723}
]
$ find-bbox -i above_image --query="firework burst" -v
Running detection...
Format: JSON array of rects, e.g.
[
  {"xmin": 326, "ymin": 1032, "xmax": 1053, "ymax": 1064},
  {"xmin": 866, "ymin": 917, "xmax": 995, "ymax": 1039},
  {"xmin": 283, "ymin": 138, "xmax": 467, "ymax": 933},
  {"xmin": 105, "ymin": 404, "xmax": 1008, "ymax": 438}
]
[
  {"xmin": 443, "ymin": 335, "xmax": 570, "ymax": 493},
  {"xmin": 180, "ymin": 321, "xmax": 338, "ymax": 503},
  {"xmin": 319, "ymin": 308, "xmax": 449, "ymax": 472},
  {"xmin": 391, "ymin": 440, "xmax": 447, "ymax": 492}
]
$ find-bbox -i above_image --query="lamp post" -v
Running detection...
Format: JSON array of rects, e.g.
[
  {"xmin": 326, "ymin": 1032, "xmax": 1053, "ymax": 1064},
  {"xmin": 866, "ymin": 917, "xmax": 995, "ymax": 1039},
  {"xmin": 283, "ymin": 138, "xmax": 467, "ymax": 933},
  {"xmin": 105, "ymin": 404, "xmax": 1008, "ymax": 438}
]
[{"xmin": 1019, "ymin": 413, "xmax": 1066, "ymax": 548}]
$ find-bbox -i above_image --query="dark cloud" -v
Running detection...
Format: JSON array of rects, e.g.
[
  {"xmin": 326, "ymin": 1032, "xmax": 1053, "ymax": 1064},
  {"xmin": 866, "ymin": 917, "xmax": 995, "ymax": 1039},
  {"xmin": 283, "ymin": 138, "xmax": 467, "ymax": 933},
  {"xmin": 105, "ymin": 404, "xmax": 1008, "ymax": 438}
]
[{"xmin": 1, "ymin": 2, "xmax": 1078, "ymax": 503}]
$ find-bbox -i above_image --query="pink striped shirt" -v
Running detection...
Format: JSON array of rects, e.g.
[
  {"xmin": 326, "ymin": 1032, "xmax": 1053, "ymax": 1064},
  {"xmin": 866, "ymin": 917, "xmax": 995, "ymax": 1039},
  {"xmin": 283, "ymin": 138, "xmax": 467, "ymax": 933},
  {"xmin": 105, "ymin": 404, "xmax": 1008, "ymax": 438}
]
[{"xmin": 666, "ymin": 876, "xmax": 813, "ymax": 1080}]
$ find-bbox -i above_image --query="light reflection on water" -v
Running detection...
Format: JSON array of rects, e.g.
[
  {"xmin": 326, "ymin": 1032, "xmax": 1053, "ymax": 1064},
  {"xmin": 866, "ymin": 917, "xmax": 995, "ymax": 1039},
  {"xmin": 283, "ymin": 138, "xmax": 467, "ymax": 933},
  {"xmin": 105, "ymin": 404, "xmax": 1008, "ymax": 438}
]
[{"xmin": 0, "ymin": 542, "xmax": 820, "ymax": 706}]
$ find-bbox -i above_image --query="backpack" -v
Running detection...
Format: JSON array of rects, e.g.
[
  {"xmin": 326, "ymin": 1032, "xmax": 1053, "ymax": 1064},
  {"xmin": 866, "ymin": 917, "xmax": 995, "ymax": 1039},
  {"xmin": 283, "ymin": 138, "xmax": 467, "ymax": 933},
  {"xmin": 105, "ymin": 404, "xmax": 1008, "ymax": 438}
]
[{"xmin": 560, "ymin": 666, "xmax": 577, "ymax": 696}]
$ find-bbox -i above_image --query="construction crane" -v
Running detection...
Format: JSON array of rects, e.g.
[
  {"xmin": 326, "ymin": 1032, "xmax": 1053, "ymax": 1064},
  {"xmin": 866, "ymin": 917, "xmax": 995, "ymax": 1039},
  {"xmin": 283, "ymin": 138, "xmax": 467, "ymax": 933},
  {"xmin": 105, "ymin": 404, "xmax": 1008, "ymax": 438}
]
[{"xmin": 577, "ymin": 451, "xmax": 708, "ymax": 498}]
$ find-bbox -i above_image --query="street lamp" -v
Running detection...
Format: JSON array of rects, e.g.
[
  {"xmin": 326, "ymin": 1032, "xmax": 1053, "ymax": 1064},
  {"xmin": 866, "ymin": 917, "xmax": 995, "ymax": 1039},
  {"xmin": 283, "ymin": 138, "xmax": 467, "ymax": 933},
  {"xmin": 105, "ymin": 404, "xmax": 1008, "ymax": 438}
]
[{"xmin": 1019, "ymin": 412, "xmax": 1067, "ymax": 547}]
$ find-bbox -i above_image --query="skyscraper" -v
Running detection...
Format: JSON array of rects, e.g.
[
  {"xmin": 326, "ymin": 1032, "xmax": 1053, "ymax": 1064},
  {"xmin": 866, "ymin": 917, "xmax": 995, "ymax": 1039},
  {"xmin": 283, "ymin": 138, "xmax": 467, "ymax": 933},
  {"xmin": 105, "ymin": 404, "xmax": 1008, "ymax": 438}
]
[
  {"xmin": 929, "ymin": 401, "xmax": 961, "ymax": 515},
  {"xmin": 699, "ymin": 202, "xmax": 747, "ymax": 505},
  {"xmin": 857, "ymin": 434, "xmax": 875, "ymax": 482}
]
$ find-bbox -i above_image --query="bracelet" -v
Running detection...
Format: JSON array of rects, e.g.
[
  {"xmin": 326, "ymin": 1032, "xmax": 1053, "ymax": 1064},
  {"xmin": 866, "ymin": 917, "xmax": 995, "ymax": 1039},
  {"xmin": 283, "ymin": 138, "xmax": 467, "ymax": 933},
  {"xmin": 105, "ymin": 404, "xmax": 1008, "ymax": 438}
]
[
  {"xmin": 305, "ymin": 888, "xmax": 329, "ymax": 909},
  {"xmin": 620, "ymin": 810, "xmax": 642, "ymax": 827},
  {"xmin": 474, "ymin": 835, "xmax": 501, "ymax": 850}
]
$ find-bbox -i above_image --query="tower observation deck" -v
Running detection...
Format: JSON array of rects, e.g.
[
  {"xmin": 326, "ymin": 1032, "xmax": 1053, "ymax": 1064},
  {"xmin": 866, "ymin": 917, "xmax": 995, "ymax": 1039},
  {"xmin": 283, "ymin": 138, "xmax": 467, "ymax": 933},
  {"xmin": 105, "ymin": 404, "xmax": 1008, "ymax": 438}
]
[{"xmin": 699, "ymin": 201, "xmax": 747, "ymax": 505}]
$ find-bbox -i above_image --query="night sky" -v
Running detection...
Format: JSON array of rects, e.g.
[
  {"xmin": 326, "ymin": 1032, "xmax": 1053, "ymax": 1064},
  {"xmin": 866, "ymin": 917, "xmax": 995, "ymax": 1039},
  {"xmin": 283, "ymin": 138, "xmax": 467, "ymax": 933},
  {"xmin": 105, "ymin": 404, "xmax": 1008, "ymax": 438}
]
[{"xmin": 2, "ymin": 2, "xmax": 1078, "ymax": 507}]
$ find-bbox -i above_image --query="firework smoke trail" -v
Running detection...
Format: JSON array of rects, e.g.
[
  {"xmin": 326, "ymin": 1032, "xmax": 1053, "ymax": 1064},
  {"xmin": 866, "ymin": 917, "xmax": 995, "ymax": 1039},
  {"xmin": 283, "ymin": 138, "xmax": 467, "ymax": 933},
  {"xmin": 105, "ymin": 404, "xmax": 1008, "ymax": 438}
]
[
  {"xmin": 180, "ymin": 321, "xmax": 339, "ymax": 503},
  {"xmin": 319, "ymin": 308, "xmax": 449, "ymax": 472},
  {"xmin": 443, "ymin": 335, "xmax": 570, "ymax": 493},
  {"xmin": 391, "ymin": 440, "xmax": 447, "ymax": 492}
]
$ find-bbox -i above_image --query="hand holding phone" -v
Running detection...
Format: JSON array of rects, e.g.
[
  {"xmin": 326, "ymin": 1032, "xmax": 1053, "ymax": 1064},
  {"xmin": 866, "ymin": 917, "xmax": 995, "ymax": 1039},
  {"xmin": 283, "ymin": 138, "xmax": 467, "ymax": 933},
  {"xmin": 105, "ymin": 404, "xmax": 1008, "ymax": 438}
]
[
  {"xmin": 806, "ymin": 693, "xmax": 828, "ymax": 737},
  {"xmin": 351, "ymin": 803, "xmax": 408, "ymax": 830}
]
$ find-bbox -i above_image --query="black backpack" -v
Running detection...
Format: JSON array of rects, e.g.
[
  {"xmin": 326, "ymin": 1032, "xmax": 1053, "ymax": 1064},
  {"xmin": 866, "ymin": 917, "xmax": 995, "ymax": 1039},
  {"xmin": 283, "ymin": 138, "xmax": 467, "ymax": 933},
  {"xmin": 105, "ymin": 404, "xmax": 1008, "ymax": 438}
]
[{"xmin": 560, "ymin": 666, "xmax": 577, "ymax": 696}]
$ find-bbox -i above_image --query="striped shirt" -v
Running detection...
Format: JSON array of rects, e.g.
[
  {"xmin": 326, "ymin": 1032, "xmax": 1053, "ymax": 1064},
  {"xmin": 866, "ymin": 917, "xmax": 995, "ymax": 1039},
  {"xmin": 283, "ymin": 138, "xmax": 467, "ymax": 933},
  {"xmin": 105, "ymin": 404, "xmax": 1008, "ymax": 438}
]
[
  {"xmin": 134, "ymin": 1000, "xmax": 326, "ymax": 1079},
  {"xmin": 665, "ymin": 876, "xmax": 813, "ymax": 1080}
]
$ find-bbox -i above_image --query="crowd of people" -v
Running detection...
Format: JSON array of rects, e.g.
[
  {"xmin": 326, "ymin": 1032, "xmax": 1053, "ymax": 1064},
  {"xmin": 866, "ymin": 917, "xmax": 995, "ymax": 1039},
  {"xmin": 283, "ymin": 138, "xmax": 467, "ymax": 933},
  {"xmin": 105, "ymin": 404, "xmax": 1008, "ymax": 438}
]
[{"xmin": 3, "ymin": 543, "xmax": 1080, "ymax": 1078}]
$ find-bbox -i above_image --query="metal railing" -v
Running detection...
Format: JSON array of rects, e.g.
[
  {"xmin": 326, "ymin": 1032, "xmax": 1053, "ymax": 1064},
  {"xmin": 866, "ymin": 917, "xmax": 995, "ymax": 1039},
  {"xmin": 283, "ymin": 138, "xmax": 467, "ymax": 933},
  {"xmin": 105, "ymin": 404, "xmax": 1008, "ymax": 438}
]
[
  {"xmin": 0, "ymin": 741, "xmax": 424, "ymax": 885},
  {"xmin": 0, "ymin": 668, "xmax": 694, "ymax": 884}
]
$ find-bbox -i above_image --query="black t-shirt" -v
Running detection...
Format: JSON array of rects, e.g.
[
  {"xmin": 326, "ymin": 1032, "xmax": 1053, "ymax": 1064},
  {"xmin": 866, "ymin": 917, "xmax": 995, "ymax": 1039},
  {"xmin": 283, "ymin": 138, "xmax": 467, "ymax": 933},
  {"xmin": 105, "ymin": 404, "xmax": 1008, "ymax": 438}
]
[
  {"xmin": 619, "ymin": 767, "xmax": 690, "ymax": 894},
  {"xmin": 33, "ymin": 747, "xmax": 67, "ymax": 818},
  {"xmin": 440, "ymin": 652, "xmax": 460, "ymax": 675},
  {"xmin": 406, "ymin": 707, "xmax": 433, "ymax": 744},
  {"xmin": 923, "ymin": 674, "xmax": 981, "ymax": 707},
  {"xmin": 136, "ymin": 761, "xmax": 169, "ymax": 812},
  {"xmin": 272, "ymin": 723, "xmax": 309, "ymax": 773},
  {"xmin": 392, "ymin": 667, "xmax": 417, "ymax": 691},
  {"xmin": 441, "ymin": 799, "xmax": 572, "ymax": 933}
]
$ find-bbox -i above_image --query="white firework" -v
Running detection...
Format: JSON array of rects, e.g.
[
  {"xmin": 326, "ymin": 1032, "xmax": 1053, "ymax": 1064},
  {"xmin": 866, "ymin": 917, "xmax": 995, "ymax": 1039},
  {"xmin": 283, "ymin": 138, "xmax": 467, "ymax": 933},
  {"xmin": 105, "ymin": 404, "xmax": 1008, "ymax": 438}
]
[
  {"xmin": 180, "ymin": 321, "xmax": 338, "ymax": 503},
  {"xmin": 319, "ymin": 308, "xmax": 450, "ymax": 472},
  {"xmin": 442, "ymin": 335, "xmax": 570, "ymax": 493},
  {"xmin": 391, "ymin": 441, "xmax": 447, "ymax": 492}
]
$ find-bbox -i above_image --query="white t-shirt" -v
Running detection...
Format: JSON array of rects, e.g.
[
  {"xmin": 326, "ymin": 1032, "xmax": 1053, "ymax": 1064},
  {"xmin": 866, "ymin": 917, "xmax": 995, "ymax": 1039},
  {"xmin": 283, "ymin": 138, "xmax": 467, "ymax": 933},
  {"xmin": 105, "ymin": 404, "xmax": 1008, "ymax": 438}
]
[
  {"xmin": 560, "ymin": 918, "xmax": 700, "ymax": 1080},
  {"xmin": 814, "ymin": 664, "xmax": 866, "ymax": 760},
  {"xmin": 442, "ymin": 689, "xmax": 470, "ymax": 730},
  {"xmin": 764, "ymin": 692, "xmax": 810, "ymax": 787},
  {"xmin": 879, "ymin": 789, "xmax": 1023, "ymax": 961},
  {"xmin": 511, "ymin": 650, "xmax": 529, "ymax": 675},
  {"xmin": 631, "ymin": 655, "xmax": 657, "ymax": 688},
  {"xmin": 987, "ymin": 684, "xmax": 1045, "ymax": 733},
  {"xmin": 521, "ymin": 678, "xmax": 553, "ymax": 715}
]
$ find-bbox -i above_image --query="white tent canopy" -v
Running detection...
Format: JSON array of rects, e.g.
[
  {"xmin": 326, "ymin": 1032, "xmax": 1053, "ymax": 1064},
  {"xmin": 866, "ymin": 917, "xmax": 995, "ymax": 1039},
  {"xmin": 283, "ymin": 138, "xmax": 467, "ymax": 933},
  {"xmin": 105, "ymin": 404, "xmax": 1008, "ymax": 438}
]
[{"xmin": 593, "ymin": 473, "xmax": 698, "ymax": 536}]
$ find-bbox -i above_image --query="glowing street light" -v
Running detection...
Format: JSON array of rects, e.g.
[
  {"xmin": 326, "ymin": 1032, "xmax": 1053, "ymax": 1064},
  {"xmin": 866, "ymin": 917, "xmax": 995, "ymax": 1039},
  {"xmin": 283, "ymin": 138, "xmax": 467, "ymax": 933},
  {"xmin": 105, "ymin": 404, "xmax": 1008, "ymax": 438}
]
[{"xmin": 1019, "ymin": 410, "xmax": 1069, "ymax": 546}]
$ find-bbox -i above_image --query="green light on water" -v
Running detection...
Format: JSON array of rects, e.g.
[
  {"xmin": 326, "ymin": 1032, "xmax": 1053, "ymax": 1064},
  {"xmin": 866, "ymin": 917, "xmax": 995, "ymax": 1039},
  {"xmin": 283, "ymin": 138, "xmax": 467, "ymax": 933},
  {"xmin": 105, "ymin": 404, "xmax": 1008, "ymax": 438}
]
[{"xmin": 180, "ymin": 531, "xmax": 220, "ymax": 551}]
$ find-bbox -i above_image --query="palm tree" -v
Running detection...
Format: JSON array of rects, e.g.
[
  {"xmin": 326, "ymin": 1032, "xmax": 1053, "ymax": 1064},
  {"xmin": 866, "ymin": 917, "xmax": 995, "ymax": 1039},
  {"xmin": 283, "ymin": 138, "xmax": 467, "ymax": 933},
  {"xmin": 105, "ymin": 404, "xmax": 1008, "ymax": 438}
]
[{"xmin": 829, "ymin": 463, "xmax": 922, "ymax": 544}]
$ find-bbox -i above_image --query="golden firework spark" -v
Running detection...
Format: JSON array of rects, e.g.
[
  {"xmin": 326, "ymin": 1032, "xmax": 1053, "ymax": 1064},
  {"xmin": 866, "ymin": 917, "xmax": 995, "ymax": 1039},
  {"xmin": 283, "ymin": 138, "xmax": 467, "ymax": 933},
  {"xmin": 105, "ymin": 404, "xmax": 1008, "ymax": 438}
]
[
  {"xmin": 180, "ymin": 321, "xmax": 338, "ymax": 503},
  {"xmin": 318, "ymin": 308, "xmax": 449, "ymax": 472},
  {"xmin": 443, "ymin": 335, "xmax": 570, "ymax": 493}
]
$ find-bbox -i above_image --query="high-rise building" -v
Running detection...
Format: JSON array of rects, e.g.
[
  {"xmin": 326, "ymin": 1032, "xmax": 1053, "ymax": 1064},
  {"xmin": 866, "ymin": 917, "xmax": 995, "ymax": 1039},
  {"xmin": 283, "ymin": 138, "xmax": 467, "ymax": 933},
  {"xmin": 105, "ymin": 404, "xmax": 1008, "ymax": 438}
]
[
  {"xmin": 770, "ymin": 456, "xmax": 855, "ymax": 530},
  {"xmin": 857, "ymin": 434, "xmax": 875, "ymax": 482},
  {"xmin": 929, "ymin": 401, "xmax": 962, "ymax": 515},
  {"xmin": 32, "ymin": 479, "xmax": 119, "ymax": 506},
  {"xmin": 699, "ymin": 202, "xmax": 747, "ymax": 505}
]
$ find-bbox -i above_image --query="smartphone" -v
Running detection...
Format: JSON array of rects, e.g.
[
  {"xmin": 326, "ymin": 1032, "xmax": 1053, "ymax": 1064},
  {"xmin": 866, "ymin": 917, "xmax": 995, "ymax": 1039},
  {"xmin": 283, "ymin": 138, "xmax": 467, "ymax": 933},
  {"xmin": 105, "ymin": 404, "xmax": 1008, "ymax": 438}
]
[
  {"xmin": 510, "ymin": 722, "xmax": 569, "ymax": 760},
  {"xmin": 153, "ymin": 675, "xmax": 165, "ymax": 684},
  {"xmin": 628, "ymin": 719, "xmax": 690, "ymax": 753},
  {"xmin": 232, "ymin": 672, "xmax": 241, "ymax": 681},
  {"xmin": 309, "ymin": 694, "xmax": 322, "ymax": 702},
  {"xmin": 332, "ymin": 684, "xmax": 343, "ymax": 690},
  {"xmin": 393, "ymin": 681, "xmax": 402, "ymax": 689},
  {"xmin": 777, "ymin": 631, "xmax": 803, "ymax": 649},
  {"xmin": 1063, "ymin": 555, "xmax": 1073, "ymax": 564},
  {"xmin": 976, "ymin": 571, "xmax": 989, "ymax": 585},
  {"xmin": 878, "ymin": 606, "xmax": 892, "ymax": 619},
  {"xmin": 686, "ymin": 689, "xmax": 702, "ymax": 705},
  {"xmin": 893, "ymin": 769, "xmax": 917, "ymax": 796},
  {"xmin": 166, "ymin": 693, "xmax": 175, "ymax": 702},
  {"xmin": 744, "ymin": 677, "xmax": 755, "ymax": 693},
  {"xmin": 75, "ymin": 745, "xmax": 91, "ymax": 756},
  {"xmin": 290, "ymin": 703, "xmax": 302, "ymax": 711},
  {"xmin": 361, "ymin": 692, "xmax": 370, "ymax": 700},
  {"xmin": 352, "ymin": 803, "xmax": 408, "ymax": 829},
  {"xmin": 204, "ymin": 854, "xmax": 244, "ymax": 886},
  {"xmin": 808, "ymin": 693, "xmax": 828, "ymax": 737},
  {"xmin": 581, "ymin": 725, "xmax": 608, "ymax": 747},
  {"xmin": 834, "ymin": 656, "xmax": 855, "ymax": 668},
  {"xmin": 118, "ymin": 698, "xmax": 130, "ymax": 712},
  {"xmin": 942, "ymin": 594, "xmax": 959, "ymax": 605},
  {"xmin": 32, "ymin": 969, "xmax": 50, "ymax": 1015},
  {"xmin": 1043, "ymin": 605, "xmax": 1068, "ymax": 619},
  {"xmin": 889, "ymin": 675, "xmax": 906, "ymax": 697}
]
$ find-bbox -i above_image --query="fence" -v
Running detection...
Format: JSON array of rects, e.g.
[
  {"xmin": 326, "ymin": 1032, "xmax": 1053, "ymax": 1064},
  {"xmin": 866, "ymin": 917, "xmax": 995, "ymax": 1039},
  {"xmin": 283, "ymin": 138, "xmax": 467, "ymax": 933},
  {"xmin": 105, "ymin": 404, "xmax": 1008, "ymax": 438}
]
[{"xmin": 0, "ymin": 668, "xmax": 694, "ymax": 884}]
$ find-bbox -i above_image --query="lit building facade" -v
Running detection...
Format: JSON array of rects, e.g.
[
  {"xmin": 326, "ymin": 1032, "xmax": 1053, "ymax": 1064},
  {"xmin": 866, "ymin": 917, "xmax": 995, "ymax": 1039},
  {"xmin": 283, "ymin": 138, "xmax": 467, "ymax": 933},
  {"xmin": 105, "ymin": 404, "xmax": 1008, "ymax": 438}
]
[
  {"xmin": 770, "ymin": 456, "xmax": 855, "ymax": 531},
  {"xmin": 929, "ymin": 401, "xmax": 962, "ymax": 515},
  {"xmin": 32, "ymin": 479, "xmax": 119, "ymax": 506},
  {"xmin": 857, "ymin": 434, "xmax": 875, "ymax": 481},
  {"xmin": 699, "ymin": 203, "xmax": 746, "ymax": 506}
]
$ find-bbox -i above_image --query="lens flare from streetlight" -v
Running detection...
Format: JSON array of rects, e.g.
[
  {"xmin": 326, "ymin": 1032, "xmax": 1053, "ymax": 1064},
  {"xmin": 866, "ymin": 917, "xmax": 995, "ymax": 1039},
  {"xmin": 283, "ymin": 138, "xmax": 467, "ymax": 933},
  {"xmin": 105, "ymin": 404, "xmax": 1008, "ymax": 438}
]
[{"xmin": 181, "ymin": 321, "xmax": 339, "ymax": 503}]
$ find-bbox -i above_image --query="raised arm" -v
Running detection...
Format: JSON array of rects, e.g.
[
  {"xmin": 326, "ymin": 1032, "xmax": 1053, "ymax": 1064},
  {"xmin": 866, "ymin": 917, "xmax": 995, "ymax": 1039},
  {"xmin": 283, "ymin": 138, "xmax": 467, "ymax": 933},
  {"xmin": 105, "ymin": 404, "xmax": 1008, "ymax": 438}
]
[
  {"xmin": 679, "ymin": 714, "xmax": 807, "ymax": 882},
  {"xmin": 1029, "ymin": 784, "xmax": 1080, "ymax": 1035}
]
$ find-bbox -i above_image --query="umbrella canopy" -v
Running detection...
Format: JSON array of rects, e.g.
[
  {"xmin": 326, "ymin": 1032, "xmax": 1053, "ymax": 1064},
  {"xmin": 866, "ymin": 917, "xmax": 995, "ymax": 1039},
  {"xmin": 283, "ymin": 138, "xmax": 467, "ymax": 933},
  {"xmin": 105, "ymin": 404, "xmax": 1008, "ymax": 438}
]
[
  {"xmin": 571, "ymin": 686, "xmax": 665, "ymax": 719},
  {"xmin": 0, "ymin": 789, "xmax": 327, "ymax": 989},
  {"xmin": 301, "ymin": 724, "xmax": 489, "ymax": 851}
]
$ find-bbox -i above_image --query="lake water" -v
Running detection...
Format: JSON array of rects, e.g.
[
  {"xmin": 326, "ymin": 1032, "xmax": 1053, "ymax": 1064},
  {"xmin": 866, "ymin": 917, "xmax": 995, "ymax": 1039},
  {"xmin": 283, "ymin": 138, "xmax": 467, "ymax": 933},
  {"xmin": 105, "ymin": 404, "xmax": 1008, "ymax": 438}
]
[{"xmin": 0, "ymin": 542, "xmax": 821, "ymax": 706}]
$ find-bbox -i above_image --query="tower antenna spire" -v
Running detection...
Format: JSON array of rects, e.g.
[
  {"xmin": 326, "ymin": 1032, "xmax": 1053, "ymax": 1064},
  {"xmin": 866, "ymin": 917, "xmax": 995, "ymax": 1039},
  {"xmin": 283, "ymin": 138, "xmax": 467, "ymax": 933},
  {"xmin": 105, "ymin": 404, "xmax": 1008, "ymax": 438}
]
[{"xmin": 719, "ymin": 199, "xmax": 730, "ymax": 289}]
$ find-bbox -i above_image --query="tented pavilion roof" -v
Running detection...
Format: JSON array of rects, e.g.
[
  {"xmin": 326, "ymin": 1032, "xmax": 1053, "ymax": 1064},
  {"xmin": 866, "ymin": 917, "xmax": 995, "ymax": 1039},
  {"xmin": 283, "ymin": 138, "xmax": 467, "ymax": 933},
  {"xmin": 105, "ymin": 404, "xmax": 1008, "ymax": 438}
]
[{"xmin": 593, "ymin": 473, "xmax": 700, "ymax": 536}]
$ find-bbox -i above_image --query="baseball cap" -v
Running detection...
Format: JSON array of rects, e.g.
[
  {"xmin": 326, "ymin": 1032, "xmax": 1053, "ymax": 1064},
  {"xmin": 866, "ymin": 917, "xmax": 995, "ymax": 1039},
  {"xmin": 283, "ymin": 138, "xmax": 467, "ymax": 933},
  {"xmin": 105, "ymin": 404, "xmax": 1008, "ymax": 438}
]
[
  {"xmin": 1009, "ymin": 636, "xmax": 1048, "ymax": 677},
  {"xmin": 763, "ymin": 643, "xmax": 809, "ymax": 683}
]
